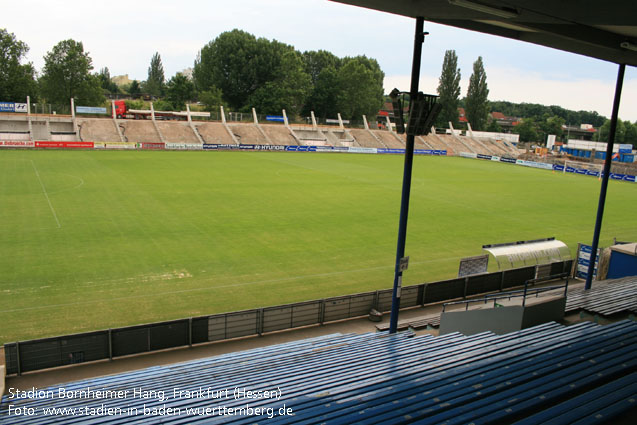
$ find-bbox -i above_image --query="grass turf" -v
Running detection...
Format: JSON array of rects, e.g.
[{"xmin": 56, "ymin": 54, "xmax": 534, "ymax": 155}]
[{"xmin": 0, "ymin": 149, "xmax": 635, "ymax": 343}]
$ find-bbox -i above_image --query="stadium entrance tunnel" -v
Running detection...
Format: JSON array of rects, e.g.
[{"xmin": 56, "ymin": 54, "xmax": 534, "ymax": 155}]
[{"xmin": 483, "ymin": 238, "xmax": 571, "ymax": 270}]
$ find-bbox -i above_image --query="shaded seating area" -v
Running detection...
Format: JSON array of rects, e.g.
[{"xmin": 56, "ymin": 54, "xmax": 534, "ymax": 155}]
[{"xmin": 2, "ymin": 320, "xmax": 635, "ymax": 424}]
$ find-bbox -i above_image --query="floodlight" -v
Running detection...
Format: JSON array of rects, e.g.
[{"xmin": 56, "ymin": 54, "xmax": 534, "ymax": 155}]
[{"xmin": 389, "ymin": 89, "xmax": 441, "ymax": 136}]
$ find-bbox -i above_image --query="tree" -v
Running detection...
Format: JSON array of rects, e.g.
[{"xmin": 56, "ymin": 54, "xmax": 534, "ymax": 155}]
[
  {"xmin": 0, "ymin": 28, "xmax": 38, "ymax": 102},
  {"xmin": 465, "ymin": 56, "xmax": 489, "ymax": 130},
  {"xmin": 248, "ymin": 50, "xmax": 311, "ymax": 117},
  {"xmin": 304, "ymin": 65, "xmax": 340, "ymax": 119},
  {"xmin": 598, "ymin": 119, "xmax": 626, "ymax": 144},
  {"xmin": 302, "ymin": 50, "xmax": 341, "ymax": 85},
  {"xmin": 199, "ymin": 86, "xmax": 224, "ymax": 113},
  {"xmin": 97, "ymin": 67, "xmax": 119, "ymax": 93},
  {"xmin": 193, "ymin": 30, "xmax": 261, "ymax": 109},
  {"xmin": 127, "ymin": 80, "xmax": 141, "ymax": 98},
  {"xmin": 145, "ymin": 52, "xmax": 165, "ymax": 97},
  {"xmin": 165, "ymin": 73, "xmax": 194, "ymax": 110},
  {"xmin": 513, "ymin": 117, "xmax": 539, "ymax": 142},
  {"xmin": 486, "ymin": 119, "xmax": 502, "ymax": 133},
  {"xmin": 624, "ymin": 121, "xmax": 637, "ymax": 149},
  {"xmin": 539, "ymin": 115, "xmax": 565, "ymax": 142},
  {"xmin": 336, "ymin": 56, "xmax": 384, "ymax": 121},
  {"xmin": 39, "ymin": 39, "xmax": 104, "ymax": 106},
  {"xmin": 435, "ymin": 50, "xmax": 461, "ymax": 128}
]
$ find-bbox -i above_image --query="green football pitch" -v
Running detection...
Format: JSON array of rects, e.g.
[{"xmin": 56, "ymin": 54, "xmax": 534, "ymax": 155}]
[{"xmin": 1, "ymin": 149, "xmax": 635, "ymax": 343}]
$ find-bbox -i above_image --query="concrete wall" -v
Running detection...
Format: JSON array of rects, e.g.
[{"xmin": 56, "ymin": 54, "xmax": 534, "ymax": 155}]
[{"xmin": 440, "ymin": 297, "xmax": 566, "ymax": 336}]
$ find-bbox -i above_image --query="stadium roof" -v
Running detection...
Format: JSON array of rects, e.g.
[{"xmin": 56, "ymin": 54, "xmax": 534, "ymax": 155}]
[{"xmin": 331, "ymin": 0, "xmax": 637, "ymax": 66}]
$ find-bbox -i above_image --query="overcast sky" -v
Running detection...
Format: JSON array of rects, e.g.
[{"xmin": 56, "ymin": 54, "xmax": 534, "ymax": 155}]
[{"xmin": 4, "ymin": 0, "xmax": 637, "ymax": 121}]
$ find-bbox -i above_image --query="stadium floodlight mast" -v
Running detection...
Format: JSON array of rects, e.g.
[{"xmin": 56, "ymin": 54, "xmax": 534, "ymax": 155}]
[{"xmin": 388, "ymin": 17, "xmax": 442, "ymax": 334}]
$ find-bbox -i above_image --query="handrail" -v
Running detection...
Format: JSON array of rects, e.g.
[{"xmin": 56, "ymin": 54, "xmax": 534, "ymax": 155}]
[{"xmin": 442, "ymin": 272, "xmax": 569, "ymax": 312}]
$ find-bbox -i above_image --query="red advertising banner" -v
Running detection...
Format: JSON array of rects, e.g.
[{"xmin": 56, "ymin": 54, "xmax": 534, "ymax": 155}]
[
  {"xmin": 141, "ymin": 142, "xmax": 165, "ymax": 150},
  {"xmin": 35, "ymin": 141, "xmax": 95, "ymax": 148},
  {"xmin": 0, "ymin": 140, "xmax": 34, "ymax": 147}
]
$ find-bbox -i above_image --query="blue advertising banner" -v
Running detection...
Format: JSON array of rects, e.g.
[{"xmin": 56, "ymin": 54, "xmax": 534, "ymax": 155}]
[
  {"xmin": 553, "ymin": 164, "xmax": 565, "ymax": 171},
  {"xmin": 577, "ymin": 243, "xmax": 599, "ymax": 279},
  {"xmin": 254, "ymin": 145, "xmax": 286, "ymax": 151},
  {"xmin": 477, "ymin": 154, "xmax": 492, "ymax": 160},
  {"xmin": 0, "ymin": 102, "xmax": 15, "ymax": 112},
  {"xmin": 378, "ymin": 149, "xmax": 405, "ymax": 154},
  {"xmin": 266, "ymin": 115, "xmax": 285, "ymax": 122},
  {"xmin": 500, "ymin": 157, "xmax": 517, "ymax": 164}
]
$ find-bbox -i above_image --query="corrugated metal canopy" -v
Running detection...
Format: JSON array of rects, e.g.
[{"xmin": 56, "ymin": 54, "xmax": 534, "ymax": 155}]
[
  {"xmin": 330, "ymin": 0, "xmax": 637, "ymax": 66},
  {"xmin": 484, "ymin": 239, "xmax": 571, "ymax": 269}
]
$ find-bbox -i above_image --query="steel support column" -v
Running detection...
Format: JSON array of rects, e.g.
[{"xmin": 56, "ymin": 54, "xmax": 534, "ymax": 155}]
[
  {"xmin": 389, "ymin": 16, "xmax": 426, "ymax": 333},
  {"xmin": 585, "ymin": 63, "xmax": 626, "ymax": 290}
]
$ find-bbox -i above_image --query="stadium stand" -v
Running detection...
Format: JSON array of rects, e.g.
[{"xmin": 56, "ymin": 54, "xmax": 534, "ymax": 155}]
[
  {"xmin": 565, "ymin": 276, "xmax": 637, "ymax": 316},
  {"xmin": 77, "ymin": 119, "xmax": 121, "ymax": 143},
  {"xmin": 415, "ymin": 135, "xmax": 433, "ymax": 149},
  {"xmin": 228, "ymin": 124, "xmax": 269, "ymax": 145},
  {"xmin": 349, "ymin": 129, "xmax": 386, "ymax": 149},
  {"xmin": 323, "ymin": 129, "xmax": 355, "ymax": 147},
  {"xmin": 119, "ymin": 121, "xmax": 162, "ymax": 143},
  {"xmin": 291, "ymin": 128, "xmax": 328, "ymax": 146},
  {"xmin": 370, "ymin": 130, "xmax": 405, "ymax": 149},
  {"xmin": 261, "ymin": 124, "xmax": 298, "ymax": 146},
  {"xmin": 465, "ymin": 136, "xmax": 497, "ymax": 156},
  {"xmin": 2, "ymin": 321, "xmax": 635, "ymax": 424},
  {"xmin": 195, "ymin": 123, "xmax": 236, "ymax": 145},
  {"xmin": 156, "ymin": 122, "xmax": 200, "ymax": 144},
  {"xmin": 481, "ymin": 137, "xmax": 511, "ymax": 156}
]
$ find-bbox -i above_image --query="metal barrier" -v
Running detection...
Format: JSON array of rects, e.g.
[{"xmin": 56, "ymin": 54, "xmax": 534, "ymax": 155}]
[{"xmin": 3, "ymin": 260, "xmax": 572, "ymax": 375}]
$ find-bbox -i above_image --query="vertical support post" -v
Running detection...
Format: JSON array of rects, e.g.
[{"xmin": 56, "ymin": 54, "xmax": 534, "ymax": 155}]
[
  {"xmin": 108, "ymin": 329, "xmax": 113, "ymax": 360},
  {"xmin": 188, "ymin": 318, "xmax": 193, "ymax": 347},
  {"xmin": 311, "ymin": 111, "xmax": 318, "ymax": 130},
  {"xmin": 585, "ymin": 63, "xmax": 625, "ymax": 290},
  {"xmin": 220, "ymin": 105, "xmax": 227, "ymax": 124},
  {"xmin": 337, "ymin": 113, "xmax": 345, "ymax": 129},
  {"xmin": 319, "ymin": 299, "xmax": 326, "ymax": 325},
  {"xmin": 150, "ymin": 102, "xmax": 156, "ymax": 121},
  {"xmin": 282, "ymin": 109, "xmax": 289, "ymax": 126},
  {"xmin": 186, "ymin": 104, "xmax": 192, "ymax": 123},
  {"xmin": 111, "ymin": 100, "xmax": 116, "ymax": 119},
  {"xmin": 389, "ymin": 16, "xmax": 425, "ymax": 334},
  {"xmin": 16, "ymin": 341, "xmax": 22, "ymax": 376},
  {"xmin": 252, "ymin": 108, "xmax": 258, "ymax": 125},
  {"xmin": 71, "ymin": 98, "xmax": 75, "ymax": 119},
  {"xmin": 362, "ymin": 115, "xmax": 369, "ymax": 130},
  {"xmin": 27, "ymin": 96, "xmax": 31, "ymax": 115}
]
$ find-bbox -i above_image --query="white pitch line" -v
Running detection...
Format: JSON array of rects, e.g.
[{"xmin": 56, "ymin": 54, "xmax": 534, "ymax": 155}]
[{"xmin": 31, "ymin": 160, "xmax": 61, "ymax": 228}]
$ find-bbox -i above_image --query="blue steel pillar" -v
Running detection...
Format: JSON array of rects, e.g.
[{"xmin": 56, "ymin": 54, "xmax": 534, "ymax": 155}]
[
  {"xmin": 585, "ymin": 63, "xmax": 626, "ymax": 290},
  {"xmin": 389, "ymin": 17, "xmax": 426, "ymax": 333}
]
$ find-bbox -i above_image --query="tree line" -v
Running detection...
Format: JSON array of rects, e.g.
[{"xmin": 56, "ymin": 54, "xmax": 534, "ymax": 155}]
[
  {"xmin": 0, "ymin": 28, "xmax": 384, "ymax": 121},
  {"xmin": 435, "ymin": 49, "xmax": 636, "ymax": 147}
]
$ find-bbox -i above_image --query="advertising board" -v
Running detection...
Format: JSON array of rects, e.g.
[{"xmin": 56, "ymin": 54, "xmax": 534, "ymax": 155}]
[
  {"xmin": 0, "ymin": 140, "xmax": 34, "ymax": 148},
  {"xmin": 35, "ymin": 141, "xmax": 94, "ymax": 148}
]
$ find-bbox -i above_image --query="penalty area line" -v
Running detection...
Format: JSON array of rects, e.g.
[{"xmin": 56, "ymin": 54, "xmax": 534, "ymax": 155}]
[{"xmin": 31, "ymin": 160, "xmax": 61, "ymax": 228}]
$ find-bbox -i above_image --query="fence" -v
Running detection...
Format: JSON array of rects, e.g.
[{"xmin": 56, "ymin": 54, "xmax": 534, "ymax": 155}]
[{"xmin": 3, "ymin": 260, "xmax": 572, "ymax": 375}]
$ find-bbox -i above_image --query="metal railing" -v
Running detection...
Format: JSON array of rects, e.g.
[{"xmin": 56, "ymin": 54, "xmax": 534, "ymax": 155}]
[
  {"xmin": 4, "ymin": 261, "xmax": 572, "ymax": 375},
  {"xmin": 442, "ymin": 272, "xmax": 570, "ymax": 312}
]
